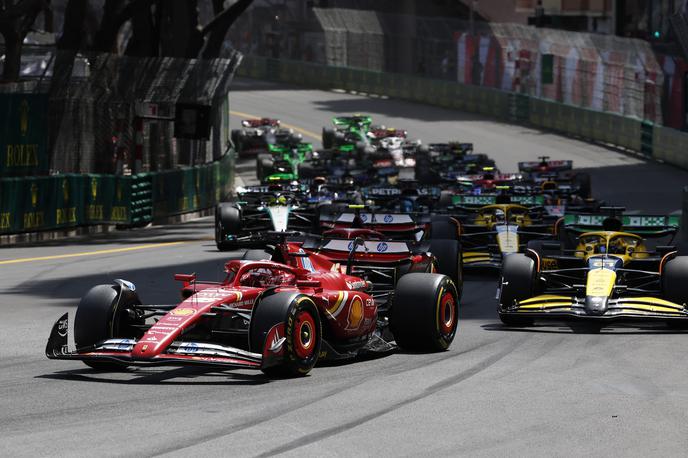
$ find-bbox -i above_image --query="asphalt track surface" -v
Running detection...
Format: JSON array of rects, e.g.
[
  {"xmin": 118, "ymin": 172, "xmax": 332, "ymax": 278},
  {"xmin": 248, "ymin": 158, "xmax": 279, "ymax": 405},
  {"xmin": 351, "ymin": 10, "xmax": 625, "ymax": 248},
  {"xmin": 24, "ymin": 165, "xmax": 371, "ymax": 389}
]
[{"xmin": 2, "ymin": 78, "xmax": 688, "ymax": 457}]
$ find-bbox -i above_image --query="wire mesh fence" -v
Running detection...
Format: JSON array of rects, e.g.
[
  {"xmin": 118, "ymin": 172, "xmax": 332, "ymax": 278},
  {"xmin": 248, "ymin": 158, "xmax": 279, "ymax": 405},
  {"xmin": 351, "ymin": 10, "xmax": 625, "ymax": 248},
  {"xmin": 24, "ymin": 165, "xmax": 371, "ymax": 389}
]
[
  {"xmin": 0, "ymin": 48, "xmax": 242, "ymax": 175},
  {"xmin": 228, "ymin": 7, "xmax": 663, "ymax": 122}
]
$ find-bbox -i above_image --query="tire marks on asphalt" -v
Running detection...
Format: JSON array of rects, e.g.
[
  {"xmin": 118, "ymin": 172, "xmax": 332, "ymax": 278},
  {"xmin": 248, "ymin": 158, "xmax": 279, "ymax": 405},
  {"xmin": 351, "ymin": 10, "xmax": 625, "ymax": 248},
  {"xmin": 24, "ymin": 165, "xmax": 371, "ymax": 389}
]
[
  {"xmin": 255, "ymin": 335, "xmax": 530, "ymax": 457},
  {"xmin": 147, "ymin": 338, "xmax": 514, "ymax": 457}
]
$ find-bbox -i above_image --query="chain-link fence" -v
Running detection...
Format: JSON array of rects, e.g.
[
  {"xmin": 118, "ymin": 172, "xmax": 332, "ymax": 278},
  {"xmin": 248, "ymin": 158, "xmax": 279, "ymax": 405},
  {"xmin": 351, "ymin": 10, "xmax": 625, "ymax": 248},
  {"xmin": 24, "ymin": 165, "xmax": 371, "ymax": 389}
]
[
  {"xmin": 456, "ymin": 23, "xmax": 663, "ymax": 122},
  {"xmin": 0, "ymin": 48, "xmax": 242, "ymax": 175},
  {"xmin": 229, "ymin": 7, "xmax": 664, "ymax": 123},
  {"xmin": 227, "ymin": 8, "xmax": 473, "ymax": 80}
]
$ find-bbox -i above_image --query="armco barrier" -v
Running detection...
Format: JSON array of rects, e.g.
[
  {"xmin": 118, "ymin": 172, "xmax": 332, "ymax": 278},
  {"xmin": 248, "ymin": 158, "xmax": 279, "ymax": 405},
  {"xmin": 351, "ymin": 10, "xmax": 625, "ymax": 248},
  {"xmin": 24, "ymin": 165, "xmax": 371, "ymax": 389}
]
[
  {"xmin": 237, "ymin": 55, "xmax": 663, "ymax": 164},
  {"xmin": 0, "ymin": 151, "xmax": 234, "ymax": 236},
  {"xmin": 653, "ymin": 126, "xmax": 688, "ymax": 169}
]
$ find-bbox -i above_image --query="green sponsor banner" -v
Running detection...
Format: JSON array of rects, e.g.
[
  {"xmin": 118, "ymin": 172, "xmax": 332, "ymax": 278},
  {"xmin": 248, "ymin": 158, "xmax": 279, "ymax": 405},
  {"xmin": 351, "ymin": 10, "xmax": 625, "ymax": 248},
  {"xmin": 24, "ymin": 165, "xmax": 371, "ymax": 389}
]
[
  {"xmin": 17, "ymin": 176, "xmax": 51, "ymax": 231},
  {"xmin": 85, "ymin": 174, "xmax": 131, "ymax": 224},
  {"xmin": 51, "ymin": 174, "xmax": 85, "ymax": 228},
  {"xmin": 0, "ymin": 178, "xmax": 20, "ymax": 233},
  {"xmin": 0, "ymin": 94, "xmax": 49, "ymax": 176},
  {"xmin": 153, "ymin": 168, "xmax": 200, "ymax": 217}
]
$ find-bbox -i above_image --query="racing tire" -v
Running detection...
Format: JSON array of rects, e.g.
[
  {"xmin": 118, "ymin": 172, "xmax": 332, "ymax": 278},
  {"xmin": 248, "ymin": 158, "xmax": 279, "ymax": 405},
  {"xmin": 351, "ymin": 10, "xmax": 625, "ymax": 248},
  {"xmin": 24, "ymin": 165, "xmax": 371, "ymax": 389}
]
[
  {"xmin": 216, "ymin": 204, "xmax": 241, "ymax": 251},
  {"xmin": 428, "ymin": 239, "xmax": 463, "ymax": 299},
  {"xmin": 662, "ymin": 256, "xmax": 688, "ymax": 329},
  {"xmin": 390, "ymin": 273, "xmax": 458, "ymax": 352},
  {"xmin": 298, "ymin": 161, "xmax": 317, "ymax": 179},
  {"xmin": 438, "ymin": 191, "xmax": 453, "ymax": 208},
  {"xmin": 498, "ymin": 254, "xmax": 537, "ymax": 326},
  {"xmin": 429, "ymin": 215, "xmax": 459, "ymax": 240},
  {"xmin": 242, "ymin": 249, "xmax": 272, "ymax": 261},
  {"xmin": 322, "ymin": 128, "xmax": 335, "ymax": 149},
  {"xmin": 231, "ymin": 130, "xmax": 243, "ymax": 155},
  {"xmin": 74, "ymin": 283, "xmax": 142, "ymax": 371},
  {"xmin": 574, "ymin": 172, "xmax": 591, "ymax": 199},
  {"xmin": 250, "ymin": 292, "xmax": 322, "ymax": 377},
  {"xmin": 256, "ymin": 154, "xmax": 273, "ymax": 182}
]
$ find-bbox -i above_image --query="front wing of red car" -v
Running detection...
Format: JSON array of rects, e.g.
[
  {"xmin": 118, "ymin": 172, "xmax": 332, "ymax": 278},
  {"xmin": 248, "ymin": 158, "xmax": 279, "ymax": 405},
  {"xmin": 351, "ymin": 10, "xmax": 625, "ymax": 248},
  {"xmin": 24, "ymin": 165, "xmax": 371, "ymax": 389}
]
[{"xmin": 45, "ymin": 313, "xmax": 285, "ymax": 371}]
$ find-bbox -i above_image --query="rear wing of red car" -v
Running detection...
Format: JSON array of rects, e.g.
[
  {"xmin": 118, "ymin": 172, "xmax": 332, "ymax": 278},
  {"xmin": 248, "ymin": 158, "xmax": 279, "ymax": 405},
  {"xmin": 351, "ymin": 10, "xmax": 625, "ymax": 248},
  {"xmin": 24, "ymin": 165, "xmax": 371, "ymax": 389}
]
[{"xmin": 518, "ymin": 158, "xmax": 573, "ymax": 173}]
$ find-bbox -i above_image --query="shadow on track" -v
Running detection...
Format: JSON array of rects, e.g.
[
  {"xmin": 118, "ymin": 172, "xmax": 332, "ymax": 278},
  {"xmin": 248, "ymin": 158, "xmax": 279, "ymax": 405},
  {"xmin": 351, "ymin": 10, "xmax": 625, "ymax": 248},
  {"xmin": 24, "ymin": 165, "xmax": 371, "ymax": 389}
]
[
  {"xmin": 482, "ymin": 322, "xmax": 688, "ymax": 335},
  {"xmin": 36, "ymin": 366, "xmax": 271, "ymax": 386},
  {"xmin": 6, "ymin": 256, "xmax": 241, "ymax": 302}
]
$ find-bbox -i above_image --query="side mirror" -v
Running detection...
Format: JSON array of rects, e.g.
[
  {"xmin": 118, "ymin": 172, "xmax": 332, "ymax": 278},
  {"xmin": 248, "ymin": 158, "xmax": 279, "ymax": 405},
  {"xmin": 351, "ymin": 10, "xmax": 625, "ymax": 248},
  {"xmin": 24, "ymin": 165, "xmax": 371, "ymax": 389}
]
[{"xmin": 174, "ymin": 273, "xmax": 196, "ymax": 286}]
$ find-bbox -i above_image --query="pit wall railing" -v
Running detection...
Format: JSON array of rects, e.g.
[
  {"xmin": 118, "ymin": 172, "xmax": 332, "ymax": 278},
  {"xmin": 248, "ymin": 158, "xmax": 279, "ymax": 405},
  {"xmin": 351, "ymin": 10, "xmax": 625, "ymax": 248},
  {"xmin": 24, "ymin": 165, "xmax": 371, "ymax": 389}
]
[
  {"xmin": 0, "ymin": 152, "xmax": 233, "ymax": 235},
  {"xmin": 237, "ymin": 55, "xmax": 687, "ymax": 169}
]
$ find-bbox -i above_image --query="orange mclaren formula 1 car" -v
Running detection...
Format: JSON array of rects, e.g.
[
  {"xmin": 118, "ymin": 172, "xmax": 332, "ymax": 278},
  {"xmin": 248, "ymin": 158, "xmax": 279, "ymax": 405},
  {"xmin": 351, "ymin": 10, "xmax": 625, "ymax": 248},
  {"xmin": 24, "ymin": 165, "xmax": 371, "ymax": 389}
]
[{"xmin": 497, "ymin": 211, "xmax": 688, "ymax": 327}]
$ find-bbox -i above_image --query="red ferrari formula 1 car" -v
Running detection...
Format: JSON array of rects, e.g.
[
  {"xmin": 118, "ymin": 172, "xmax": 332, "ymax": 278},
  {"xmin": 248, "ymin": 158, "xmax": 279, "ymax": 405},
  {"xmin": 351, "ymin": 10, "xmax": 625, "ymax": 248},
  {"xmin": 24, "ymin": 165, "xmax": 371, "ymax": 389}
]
[{"xmin": 45, "ymin": 245, "xmax": 459, "ymax": 377}]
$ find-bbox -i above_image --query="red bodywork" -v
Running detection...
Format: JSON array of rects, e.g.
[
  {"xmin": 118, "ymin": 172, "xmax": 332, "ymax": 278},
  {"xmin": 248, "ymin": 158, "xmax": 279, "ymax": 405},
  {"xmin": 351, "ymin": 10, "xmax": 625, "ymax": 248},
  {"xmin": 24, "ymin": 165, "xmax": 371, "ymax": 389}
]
[
  {"xmin": 370, "ymin": 128, "xmax": 407, "ymax": 139},
  {"xmin": 458, "ymin": 173, "xmax": 521, "ymax": 191},
  {"xmin": 242, "ymin": 118, "xmax": 280, "ymax": 128},
  {"xmin": 320, "ymin": 211, "xmax": 428, "ymax": 240}
]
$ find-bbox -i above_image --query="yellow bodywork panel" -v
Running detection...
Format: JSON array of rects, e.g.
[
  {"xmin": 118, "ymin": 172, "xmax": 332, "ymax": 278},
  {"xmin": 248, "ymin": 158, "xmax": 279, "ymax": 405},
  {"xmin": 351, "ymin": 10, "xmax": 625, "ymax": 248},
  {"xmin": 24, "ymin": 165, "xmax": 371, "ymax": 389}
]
[
  {"xmin": 519, "ymin": 295, "xmax": 572, "ymax": 305},
  {"xmin": 473, "ymin": 204, "xmax": 533, "ymax": 228},
  {"xmin": 496, "ymin": 229, "xmax": 519, "ymax": 254},
  {"xmin": 517, "ymin": 295, "xmax": 574, "ymax": 309},
  {"xmin": 574, "ymin": 231, "xmax": 649, "ymax": 263},
  {"xmin": 586, "ymin": 268, "xmax": 616, "ymax": 297},
  {"xmin": 616, "ymin": 297, "xmax": 685, "ymax": 312}
]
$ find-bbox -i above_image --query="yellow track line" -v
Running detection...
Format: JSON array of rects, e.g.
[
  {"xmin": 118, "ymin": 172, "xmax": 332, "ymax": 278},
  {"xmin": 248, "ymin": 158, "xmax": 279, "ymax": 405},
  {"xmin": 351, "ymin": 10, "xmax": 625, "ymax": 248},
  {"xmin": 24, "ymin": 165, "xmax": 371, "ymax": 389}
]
[
  {"xmin": 0, "ymin": 241, "xmax": 190, "ymax": 265},
  {"xmin": 230, "ymin": 110, "xmax": 321, "ymax": 142}
]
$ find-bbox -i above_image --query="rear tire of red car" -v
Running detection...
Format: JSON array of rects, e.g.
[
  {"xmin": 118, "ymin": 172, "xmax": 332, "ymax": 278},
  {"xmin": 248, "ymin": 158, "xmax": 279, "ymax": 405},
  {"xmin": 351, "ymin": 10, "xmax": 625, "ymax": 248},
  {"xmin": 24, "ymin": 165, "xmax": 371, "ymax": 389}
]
[
  {"xmin": 250, "ymin": 292, "xmax": 322, "ymax": 377},
  {"xmin": 216, "ymin": 204, "xmax": 241, "ymax": 251},
  {"xmin": 498, "ymin": 254, "xmax": 536, "ymax": 327},
  {"xmin": 662, "ymin": 256, "xmax": 688, "ymax": 329},
  {"xmin": 74, "ymin": 283, "xmax": 142, "ymax": 371},
  {"xmin": 390, "ymin": 273, "xmax": 459, "ymax": 352},
  {"xmin": 428, "ymin": 238, "xmax": 463, "ymax": 299}
]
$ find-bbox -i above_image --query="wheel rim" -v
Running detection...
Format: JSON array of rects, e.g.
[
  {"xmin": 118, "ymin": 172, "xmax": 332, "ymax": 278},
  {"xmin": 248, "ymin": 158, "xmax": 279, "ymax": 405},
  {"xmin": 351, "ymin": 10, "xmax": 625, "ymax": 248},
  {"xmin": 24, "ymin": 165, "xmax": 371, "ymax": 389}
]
[
  {"xmin": 294, "ymin": 311, "xmax": 316, "ymax": 359},
  {"xmin": 438, "ymin": 291, "xmax": 456, "ymax": 335}
]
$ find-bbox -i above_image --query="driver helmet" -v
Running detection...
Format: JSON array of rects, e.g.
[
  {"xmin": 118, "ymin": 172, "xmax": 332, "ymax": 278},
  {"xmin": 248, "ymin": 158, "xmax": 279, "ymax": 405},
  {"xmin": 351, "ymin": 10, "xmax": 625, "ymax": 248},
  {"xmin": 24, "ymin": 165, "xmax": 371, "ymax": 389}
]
[
  {"xmin": 494, "ymin": 208, "xmax": 506, "ymax": 224},
  {"xmin": 400, "ymin": 198, "xmax": 414, "ymax": 213}
]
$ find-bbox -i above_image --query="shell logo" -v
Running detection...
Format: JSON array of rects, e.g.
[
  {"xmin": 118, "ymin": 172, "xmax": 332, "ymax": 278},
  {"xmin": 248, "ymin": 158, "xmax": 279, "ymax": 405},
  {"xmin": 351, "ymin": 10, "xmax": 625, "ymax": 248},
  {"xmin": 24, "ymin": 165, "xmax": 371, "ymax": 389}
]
[
  {"xmin": 170, "ymin": 308, "xmax": 195, "ymax": 316},
  {"xmin": 346, "ymin": 295, "xmax": 364, "ymax": 330}
]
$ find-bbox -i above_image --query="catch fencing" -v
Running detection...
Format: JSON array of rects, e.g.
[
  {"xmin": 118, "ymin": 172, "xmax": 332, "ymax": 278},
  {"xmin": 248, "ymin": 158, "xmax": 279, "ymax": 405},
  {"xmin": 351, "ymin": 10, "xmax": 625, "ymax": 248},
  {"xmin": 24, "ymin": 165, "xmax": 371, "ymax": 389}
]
[
  {"xmin": 0, "ymin": 49, "xmax": 242, "ymax": 175},
  {"xmin": 237, "ymin": 55, "xmax": 688, "ymax": 172},
  {"xmin": 232, "ymin": 8, "xmax": 672, "ymax": 127}
]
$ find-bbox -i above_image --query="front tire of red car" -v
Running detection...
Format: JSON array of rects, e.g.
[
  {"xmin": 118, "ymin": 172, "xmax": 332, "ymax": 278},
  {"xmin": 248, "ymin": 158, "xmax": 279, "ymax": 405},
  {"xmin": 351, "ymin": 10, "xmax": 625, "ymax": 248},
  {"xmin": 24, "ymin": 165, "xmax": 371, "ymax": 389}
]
[
  {"xmin": 250, "ymin": 292, "xmax": 322, "ymax": 377},
  {"xmin": 75, "ymin": 283, "xmax": 142, "ymax": 371},
  {"xmin": 390, "ymin": 273, "xmax": 459, "ymax": 352}
]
